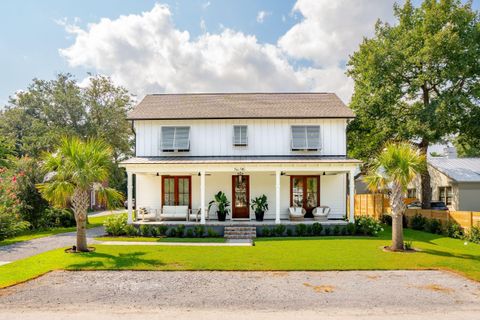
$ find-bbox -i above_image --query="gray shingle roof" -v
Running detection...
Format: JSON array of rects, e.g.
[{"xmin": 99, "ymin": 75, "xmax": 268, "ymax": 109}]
[
  {"xmin": 127, "ymin": 93, "xmax": 354, "ymax": 120},
  {"xmin": 429, "ymin": 158, "xmax": 480, "ymax": 182}
]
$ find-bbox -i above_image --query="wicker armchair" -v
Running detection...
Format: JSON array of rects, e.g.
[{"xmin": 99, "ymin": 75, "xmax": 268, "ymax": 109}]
[
  {"xmin": 289, "ymin": 207, "xmax": 306, "ymax": 221},
  {"xmin": 312, "ymin": 206, "xmax": 331, "ymax": 221}
]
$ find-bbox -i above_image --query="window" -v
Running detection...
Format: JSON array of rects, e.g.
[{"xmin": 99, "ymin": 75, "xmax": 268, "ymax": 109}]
[
  {"xmin": 407, "ymin": 188, "xmax": 416, "ymax": 198},
  {"xmin": 291, "ymin": 126, "xmax": 321, "ymax": 151},
  {"xmin": 161, "ymin": 127, "xmax": 190, "ymax": 152},
  {"xmin": 439, "ymin": 186, "xmax": 452, "ymax": 206},
  {"xmin": 233, "ymin": 125, "xmax": 248, "ymax": 146},
  {"xmin": 162, "ymin": 176, "xmax": 191, "ymax": 207}
]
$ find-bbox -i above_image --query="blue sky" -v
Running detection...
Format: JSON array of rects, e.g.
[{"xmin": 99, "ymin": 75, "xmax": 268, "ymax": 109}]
[{"xmin": 1, "ymin": 0, "xmax": 478, "ymax": 105}]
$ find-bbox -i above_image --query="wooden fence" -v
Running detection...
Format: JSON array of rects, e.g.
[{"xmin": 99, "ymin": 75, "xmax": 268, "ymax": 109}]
[
  {"xmin": 405, "ymin": 209, "xmax": 480, "ymax": 230},
  {"xmin": 350, "ymin": 194, "xmax": 480, "ymax": 230}
]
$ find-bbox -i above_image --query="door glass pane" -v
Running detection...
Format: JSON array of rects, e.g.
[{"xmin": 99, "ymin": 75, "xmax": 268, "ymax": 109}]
[
  {"xmin": 292, "ymin": 177, "xmax": 304, "ymax": 207},
  {"xmin": 234, "ymin": 176, "xmax": 247, "ymax": 208},
  {"xmin": 163, "ymin": 178, "xmax": 175, "ymax": 205},
  {"xmin": 306, "ymin": 177, "xmax": 318, "ymax": 208},
  {"xmin": 178, "ymin": 178, "xmax": 190, "ymax": 206}
]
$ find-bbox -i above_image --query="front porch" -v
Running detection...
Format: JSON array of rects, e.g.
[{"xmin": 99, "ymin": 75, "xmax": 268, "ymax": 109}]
[{"xmin": 121, "ymin": 156, "xmax": 360, "ymax": 225}]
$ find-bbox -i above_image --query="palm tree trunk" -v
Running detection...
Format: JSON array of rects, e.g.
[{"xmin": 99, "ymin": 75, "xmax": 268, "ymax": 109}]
[
  {"xmin": 390, "ymin": 182, "xmax": 405, "ymax": 251},
  {"xmin": 419, "ymin": 140, "xmax": 432, "ymax": 209},
  {"xmin": 72, "ymin": 188, "xmax": 90, "ymax": 252}
]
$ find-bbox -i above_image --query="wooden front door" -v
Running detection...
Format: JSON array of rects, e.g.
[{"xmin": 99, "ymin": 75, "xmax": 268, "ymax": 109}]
[
  {"xmin": 290, "ymin": 176, "xmax": 320, "ymax": 218},
  {"xmin": 162, "ymin": 176, "xmax": 191, "ymax": 207},
  {"xmin": 232, "ymin": 175, "xmax": 250, "ymax": 219}
]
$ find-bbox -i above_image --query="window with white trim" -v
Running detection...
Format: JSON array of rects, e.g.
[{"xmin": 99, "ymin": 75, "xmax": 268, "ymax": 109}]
[
  {"xmin": 291, "ymin": 126, "xmax": 321, "ymax": 151},
  {"xmin": 233, "ymin": 125, "xmax": 248, "ymax": 146},
  {"xmin": 161, "ymin": 126, "xmax": 190, "ymax": 152},
  {"xmin": 439, "ymin": 186, "xmax": 452, "ymax": 206}
]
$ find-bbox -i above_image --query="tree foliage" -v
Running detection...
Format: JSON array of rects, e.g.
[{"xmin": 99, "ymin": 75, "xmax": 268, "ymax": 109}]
[{"xmin": 347, "ymin": 0, "xmax": 480, "ymax": 205}]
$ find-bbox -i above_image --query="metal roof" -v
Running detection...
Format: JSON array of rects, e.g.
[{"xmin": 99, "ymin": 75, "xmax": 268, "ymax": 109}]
[
  {"xmin": 127, "ymin": 93, "xmax": 355, "ymax": 120},
  {"xmin": 121, "ymin": 155, "xmax": 361, "ymax": 165},
  {"xmin": 429, "ymin": 158, "xmax": 480, "ymax": 182}
]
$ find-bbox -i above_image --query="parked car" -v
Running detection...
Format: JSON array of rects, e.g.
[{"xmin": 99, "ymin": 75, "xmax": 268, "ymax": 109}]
[
  {"xmin": 406, "ymin": 201, "xmax": 448, "ymax": 210},
  {"xmin": 406, "ymin": 201, "xmax": 422, "ymax": 209},
  {"xmin": 124, "ymin": 199, "xmax": 135, "ymax": 209},
  {"xmin": 430, "ymin": 201, "xmax": 448, "ymax": 210}
]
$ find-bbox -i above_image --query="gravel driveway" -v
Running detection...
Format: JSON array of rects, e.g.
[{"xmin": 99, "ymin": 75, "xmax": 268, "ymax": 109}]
[{"xmin": 0, "ymin": 270, "xmax": 479, "ymax": 319}]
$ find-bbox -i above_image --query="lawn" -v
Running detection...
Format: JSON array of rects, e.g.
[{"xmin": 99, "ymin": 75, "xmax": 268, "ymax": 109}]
[
  {"xmin": 0, "ymin": 226, "xmax": 479, "ymax": 288},
  {"xmin": 96, "ymin": 236, "xmax": 226, "ymax": 243},
  {"xmin": 0, "ymin": 214, "xmax": 115, "ymax": 247}
]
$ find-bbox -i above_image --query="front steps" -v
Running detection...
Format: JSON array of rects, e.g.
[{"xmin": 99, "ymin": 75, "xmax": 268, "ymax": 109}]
[{"xmin": 224, "ymin": 226, "xmax": 257, "ymax": 240}]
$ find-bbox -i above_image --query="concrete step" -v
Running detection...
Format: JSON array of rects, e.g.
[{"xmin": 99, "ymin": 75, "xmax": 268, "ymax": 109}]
[
  {"xmin": 224, "ymin": 226, "xmax": 257, "ymax": 239},
  {"xmin": 224, "ymin": 235, "xmax": 256, "ymax": 239},
  {"xmin": 224, "ymin": 227, "xmax": 256, "ymax": 231}
]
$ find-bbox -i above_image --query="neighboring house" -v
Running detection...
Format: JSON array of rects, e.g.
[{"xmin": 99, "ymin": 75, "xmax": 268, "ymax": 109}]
[
  {"xmin": 120, "ymin": 93, "xmax": 361, "ymax": 224},
  {"xmin": 420, "ymin": 158, "xmax": 480, "ymax": 211},
  {"xmin": 357, "ymin": 156, "xmax": 480, "ymax": 212}
]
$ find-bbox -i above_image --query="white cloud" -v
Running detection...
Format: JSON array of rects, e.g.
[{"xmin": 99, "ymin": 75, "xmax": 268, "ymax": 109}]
[
  {"xmin": 278, "ymin": 0, "xmax": 397, "ymax": 67},
  {"xmin": 200, "ymin": 19, "xmax": 206, "ymax": 33},
  {"xmin": 256, "ymin": 10, "xmax": 271, "ymax": 24},
  {"xmin": 202, "ymin": 1, "xmax": 211, "ymax": 10},
  {"xmin": 59, "ymin": 1, "xmax": 399, "ymax": 103}
]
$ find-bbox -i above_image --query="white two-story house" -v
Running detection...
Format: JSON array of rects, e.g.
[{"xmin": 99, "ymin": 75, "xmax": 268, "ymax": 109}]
[{"xmin": 120, "ymin": 93, "xmax": 360, "ymax": 225}]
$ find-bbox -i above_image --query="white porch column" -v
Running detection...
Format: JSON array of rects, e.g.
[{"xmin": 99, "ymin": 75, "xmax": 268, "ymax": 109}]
[
  {"xmin": 200, "ymin": 170, "xmax": 206, "ymax": 224},
  {"xmin": 349, "ymin": 170, "xmax": 355, "ymax": 223},
  {"xmin": 127, "ymin": 171, "xmax": 133, "ymax": 224},
  {"xmin": 275, "ymin": 170, "xmax": 281, "ymax": 224}
]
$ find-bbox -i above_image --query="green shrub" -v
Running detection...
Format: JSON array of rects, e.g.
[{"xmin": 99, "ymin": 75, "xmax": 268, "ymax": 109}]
[
  {"xmin": 306, "ymin": 225, "xmax": 313, "ymax": 236},
  {"xmin": 404, "ymin": 240, "xmax": 413, "ymax": 250},
  {"xmin": 168, "ymin": 228, "xmax": 177, "ymax": 237},
  {"xmin": 311, "ymin": 222, "xmax": 323, "ymax": 236},
  {"xmin": 176, "ymin": 225, "xmax": 185, "ymax": 237},
  {"xmin": 346, "ymin": 223, "xmax": 356, "ymax": 235},
  {"xmin": 333, "ymin": 225, "xmax": 341, "ymax": 235},
  {"xmin": 40, "ymin": 207, "xmax": 76, "ymax": 228},
  {"xmin": 207, "ymin": 228, "xmax": 218, "ymax": 237},
  {"xmin": 0, "ymin": 211, "xmax": 30, "ymax": 241},
  {"xmin": 150, "ymin": 226, "xmax": 159, "ymax": 237},
  {"xmin": 261, "ymin": 227, "xmax": 271, "ymax": 237},
  {"xmin": 410, "ymin": 214, "xmax": 427, "ymax": 230},
  {"xmin": 286, "ymin": 228, "xmax": 293, "ymax": 236},
  {"xmin": 424, "ymin": 219, "xmax": 442, "ymax": 234},
  {"xmin": 124, "ymin": 224, "xmax": 138, "ymax": 236},
  {"xmin": 295, "ymin": 224, "xmax": 307, "ymax": 236},
  {"xmin": 443, "ymin": 221, "xmax": 463, "ymax": 239},
  {"xmin": 380, "ymin": 214, "xmax": 392, "ymax": 226},
  {"xmin": 139, "ymin": 224, "xmax": 152, "ymax": 237},
  {"xmin": 273, "ymin": 225, "xmax": 286, "ymax": 237},
  {"xmin": 104, "ymin": 214, "xmax": 127, "ymax": 236},
  {"xmin": 340, "ymin": 226, "xmax": 347, "ymax": 236},
  {"xmin": 465, "ymin": 225, "xmax": 480, "ymax": 244},
  {"xmin": 324, "ymin": 227, "xmax": 331, "ymax": 236},
  {"xmin": 157, "ymin": 225, "xmax": 168, "ymax": 236},
  {"xmin": 354, "ymin": 216, "xmax": 383, "ymax": 236},
  {"xmin": 193, "ymin": 225, "xmax": 205, "ymax": 237},
  {"xmin": 186, "ymin": 229, "xmax": 194, "ymax": 237}
]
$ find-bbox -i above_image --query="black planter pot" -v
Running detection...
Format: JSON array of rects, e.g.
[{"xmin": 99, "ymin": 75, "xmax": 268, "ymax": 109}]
[
  {"xmin": 255, "ymin": 211, "xmax": 265, "ymax": 221},
  {"xmin": 217, "ymin": 211, "xmax": 227, "ymax": 221}
]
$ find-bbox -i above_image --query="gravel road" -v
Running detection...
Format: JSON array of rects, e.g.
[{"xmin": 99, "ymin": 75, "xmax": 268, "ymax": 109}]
[{"xmin": 0, "ymin": 270, "xmax": 479, "ymax": 319}]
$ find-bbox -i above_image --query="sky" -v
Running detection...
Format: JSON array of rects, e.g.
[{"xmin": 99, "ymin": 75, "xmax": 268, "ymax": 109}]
[{"xmin": 1, "ymin": 0, "xmax": 478, "ymax": 106}]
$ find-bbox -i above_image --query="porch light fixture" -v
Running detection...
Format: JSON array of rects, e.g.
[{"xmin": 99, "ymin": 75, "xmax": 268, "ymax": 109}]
[
  {"xmin": 323, "ymin": 172, "xmax": 326, "ymax": 175},
  {"xmin": 156, "ymin": 173, "xmax": 159, "ymax": 176},
  {"xmin": 281, "ymin": 171, "xmax": 286, "ymax": 176}
]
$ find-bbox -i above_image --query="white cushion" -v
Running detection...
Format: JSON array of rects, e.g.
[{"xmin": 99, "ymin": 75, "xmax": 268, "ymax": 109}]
[
  {"xmin": 163, "ymin": 206, "xmax": 176, "ymax": 214},
  {"xmin": 294, "ymin": 207, "xmax": 303, "ymax": 214}
]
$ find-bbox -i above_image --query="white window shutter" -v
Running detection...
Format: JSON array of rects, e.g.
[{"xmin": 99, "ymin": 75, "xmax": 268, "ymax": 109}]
[
  {"xmin": 161, "ymin": 127, "xmax": 175, "ymax": 150},
  {"xmin": 306, "ymin": 126, "xmax": 320, "ymax": 150},
  {"xmin": 161, "ymin": 126, "xmax": 190, "ymax": 151},
  {"xmin": 291, "ymin": 125, "xmax": 320, "ymax": 151},
  {"xmin": 291, "ymin": 126, "xmax": 307, "ymax": 150}
]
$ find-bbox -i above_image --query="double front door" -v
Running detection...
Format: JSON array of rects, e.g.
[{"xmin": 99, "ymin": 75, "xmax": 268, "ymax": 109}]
[{"xmin": 290, "ymin": 176, "xmax": 320, "ymax": 217}]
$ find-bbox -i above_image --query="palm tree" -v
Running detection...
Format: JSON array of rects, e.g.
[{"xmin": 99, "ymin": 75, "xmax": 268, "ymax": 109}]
[
  {"xmin": 37, "ymin": 137, "xmax": 123, "ymax": 252},
  {"xmin": 364, "ymin": 142, "xmax": 425, "ymax": 251}
]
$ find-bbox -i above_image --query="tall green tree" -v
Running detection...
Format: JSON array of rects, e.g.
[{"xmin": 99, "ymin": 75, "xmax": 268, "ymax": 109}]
[
  {"xmin": 364, "ymin": 142, "xmax": 426, "ymax": 251},
  {"xmin": 347, "ymin": 0, "xmax": 480, "ymax": 207},
  {"xmin": 37, "ymin": 137, "xmax": 123, "ymax": 252}
]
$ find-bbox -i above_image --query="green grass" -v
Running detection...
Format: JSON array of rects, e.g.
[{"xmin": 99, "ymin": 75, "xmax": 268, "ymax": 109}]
[
  {"xmin": 0, "ymin": 226, "xmax": 478, "ymax": 288},
  {"xmin": 95, "ymin": 236, "xmax": 226, "ymax": 243},
  {"xmin": 0, "ymin": 214, "xmax": 115, "ymax": 247}
]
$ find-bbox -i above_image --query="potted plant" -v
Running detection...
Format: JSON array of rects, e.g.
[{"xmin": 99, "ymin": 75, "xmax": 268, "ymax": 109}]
[
  {"xmin": 251, "ymin": 194, "xmax": 268, "ymax": 221},
  {"xmin": 208, "ymin": 191, "xmax": 230, "ymax": 221}
]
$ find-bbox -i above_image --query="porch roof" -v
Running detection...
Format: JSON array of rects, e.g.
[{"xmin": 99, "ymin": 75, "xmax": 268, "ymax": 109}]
[{"xmin": 121, "ymin": 156, "xmax": 362, "ymax": 165}]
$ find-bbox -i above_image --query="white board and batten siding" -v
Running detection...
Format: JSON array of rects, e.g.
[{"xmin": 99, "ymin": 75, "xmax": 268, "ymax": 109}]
[{"xmin": 135, "ymin": 119, "xmax": 347, "ymax": 157}]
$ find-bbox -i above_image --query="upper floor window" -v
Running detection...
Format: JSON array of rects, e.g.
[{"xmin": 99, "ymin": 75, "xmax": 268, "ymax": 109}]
[
  {"xmin": 291, "ymin": 126, "xmax": 321, "ymax": 151},
  {"xmin": 233, "ymin": 125, "xmax": 248, "ymax": 146},
  {"xmin": 439, "ymin": 186, "xmax": 452, "ymax": 206},
  {"xmin": 161, "ymin": 126, "xmax": 190, "ymax": 152}
]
